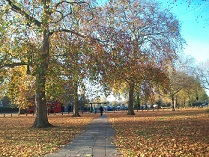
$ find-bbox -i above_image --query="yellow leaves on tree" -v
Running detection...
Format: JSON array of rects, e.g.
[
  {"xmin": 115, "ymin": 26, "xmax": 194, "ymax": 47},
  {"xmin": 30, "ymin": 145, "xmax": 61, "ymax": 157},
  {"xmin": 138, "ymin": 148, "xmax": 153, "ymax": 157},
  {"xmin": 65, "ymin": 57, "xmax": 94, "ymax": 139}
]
[{"xmin": 7, "ymin": 66, "xmax": 35, "ymax": 108}]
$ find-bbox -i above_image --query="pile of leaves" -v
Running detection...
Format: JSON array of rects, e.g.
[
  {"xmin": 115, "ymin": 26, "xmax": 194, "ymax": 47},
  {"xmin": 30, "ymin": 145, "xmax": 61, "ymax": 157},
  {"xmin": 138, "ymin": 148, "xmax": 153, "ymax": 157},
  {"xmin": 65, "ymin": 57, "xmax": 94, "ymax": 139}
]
[
  {"xmin": 0, "ymin": 113, "xmax": 97, "ymax": 157},
  {"xmin": 108, "ymin": 108, "xmax": 209, "ymax": 157}
]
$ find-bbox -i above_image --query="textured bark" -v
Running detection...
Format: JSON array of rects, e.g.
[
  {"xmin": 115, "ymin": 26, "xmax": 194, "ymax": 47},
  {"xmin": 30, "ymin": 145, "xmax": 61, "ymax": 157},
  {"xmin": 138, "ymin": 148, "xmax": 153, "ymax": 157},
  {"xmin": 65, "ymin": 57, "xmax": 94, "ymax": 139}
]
[
  {"xmin": 32, "ymin": 73, "xmax": 52, "ymax": 128},
  {"xmin": 32, "ymin": 29, "xmax": 52, "ymax": 128},
  {"xmin": 32, "ymin": 0, "xmax": 52, "ymax": 128},
  {"xmin": 72, "ymin": 82, "xmax": 80, "ymax": 117},
  {"xmin": 127, "ymin": 83, "xmax": 135, "ymax": 115}
]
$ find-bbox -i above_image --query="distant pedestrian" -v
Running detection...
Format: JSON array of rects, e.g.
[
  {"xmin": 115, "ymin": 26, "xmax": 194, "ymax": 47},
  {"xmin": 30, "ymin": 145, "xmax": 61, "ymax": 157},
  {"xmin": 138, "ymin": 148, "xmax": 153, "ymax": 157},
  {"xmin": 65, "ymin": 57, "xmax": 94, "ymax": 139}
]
[{"xmin": 99, "ymin": 106, "xmax": 104, "ymax": 116}]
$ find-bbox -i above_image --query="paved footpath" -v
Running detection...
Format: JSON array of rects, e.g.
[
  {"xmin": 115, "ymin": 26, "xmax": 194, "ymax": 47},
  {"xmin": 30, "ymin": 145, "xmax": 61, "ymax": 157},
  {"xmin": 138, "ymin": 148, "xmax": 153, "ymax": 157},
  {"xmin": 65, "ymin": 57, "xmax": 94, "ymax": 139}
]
[{"xmin": 45, "ymin": 114, "xmax": 123, "ymax": 157}]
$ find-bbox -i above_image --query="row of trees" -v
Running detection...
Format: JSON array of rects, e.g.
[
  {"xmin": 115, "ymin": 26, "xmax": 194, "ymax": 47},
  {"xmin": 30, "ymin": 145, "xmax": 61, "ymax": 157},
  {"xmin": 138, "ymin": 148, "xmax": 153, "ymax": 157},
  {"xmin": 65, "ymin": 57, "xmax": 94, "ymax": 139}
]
[
  {"xmin": 0, "ymin": 0, "xmax": 208, "ymax": 128},
  {"xmin": 133, "ymin": 57, "xmax": 209, "ymax": 110}
]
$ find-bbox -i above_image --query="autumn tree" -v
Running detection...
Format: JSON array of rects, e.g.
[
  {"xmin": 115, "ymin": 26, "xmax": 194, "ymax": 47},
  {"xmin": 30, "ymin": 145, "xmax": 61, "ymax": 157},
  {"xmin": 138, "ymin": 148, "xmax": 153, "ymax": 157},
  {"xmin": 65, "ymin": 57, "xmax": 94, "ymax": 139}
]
[
  {"xmin": 177, "ymin": 78, "xmax": 208, "ymax": 107},
  {"xmin": 0, "ymin": 9, "xmax": 13, "ymax": 97},
  {"xmin": 7, "ymin": 66, "xmax": 35, "ymax": 109},
  {"xmin": 164, "ymin": 67, "xmax": 198, "ymax": 110},
  {"xmin": 176, "ymin": 55, "xmax": 208, "ymax": 106},
  {"xmin": 197, "ymin": 60, "xmax": 209, "ymax": 91},
  {"xmin": 0, "ymin": 8, "xmax": 36, "ymax": 102},
  {"xmin": 48, "ymin": 3, "xmax": 103, "ymax": 115},
  {"xmin": 45, "ymin": 60, "xmax": 67, "ymax": 102},
  {"xmin": 1, "ymin": 0, "xmax": 95, "ymax": 128},
  {"xmin": 91, "ymin": 0, "xmax": 184, "ymax": 115},
  {"xmin": 52, "ymin": 33, "xmax": 92, "ymax": 117}
]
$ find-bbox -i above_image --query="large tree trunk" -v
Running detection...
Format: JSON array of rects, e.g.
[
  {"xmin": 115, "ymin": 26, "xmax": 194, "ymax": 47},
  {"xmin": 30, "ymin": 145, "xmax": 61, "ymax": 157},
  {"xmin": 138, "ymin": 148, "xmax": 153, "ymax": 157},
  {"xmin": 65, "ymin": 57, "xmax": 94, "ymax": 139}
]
[
  {"xmin": 32, "ymin": 84, "xmax": 51, "ymax": 128},
  {"xmin": 73, "ymin": 82, "xmax": 80, "ymax": 117},
  {"xmin": 127, "ymin": 83, "xmax": 135, "ymax": 115},
  {"xmin": 32, "ymin": 28, "xmax": 52, "ymax": 127},
  {"xmin": 32, "ymin": 70, "xmax": 51, "ymax": 127},
  {"xmin": 32, "ymin": 1, "xmax": 51, "ymax": 127}
]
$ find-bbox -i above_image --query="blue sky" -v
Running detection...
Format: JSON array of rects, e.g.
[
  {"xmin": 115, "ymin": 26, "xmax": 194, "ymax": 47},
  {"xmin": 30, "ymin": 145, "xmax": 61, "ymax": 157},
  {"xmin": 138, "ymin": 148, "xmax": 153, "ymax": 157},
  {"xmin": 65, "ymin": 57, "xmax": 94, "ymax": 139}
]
[{"xmin": 156, "ymin": 0, "xmax": 209, "ymax": 63}]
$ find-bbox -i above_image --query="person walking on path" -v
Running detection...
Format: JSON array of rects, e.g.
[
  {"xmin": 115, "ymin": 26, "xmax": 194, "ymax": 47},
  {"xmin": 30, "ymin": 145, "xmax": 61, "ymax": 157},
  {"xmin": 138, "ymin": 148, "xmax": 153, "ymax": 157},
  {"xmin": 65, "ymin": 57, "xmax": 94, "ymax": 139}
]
[{"xmin": 99, "ymin": 106, "xmax": 104, "ymax": 116}]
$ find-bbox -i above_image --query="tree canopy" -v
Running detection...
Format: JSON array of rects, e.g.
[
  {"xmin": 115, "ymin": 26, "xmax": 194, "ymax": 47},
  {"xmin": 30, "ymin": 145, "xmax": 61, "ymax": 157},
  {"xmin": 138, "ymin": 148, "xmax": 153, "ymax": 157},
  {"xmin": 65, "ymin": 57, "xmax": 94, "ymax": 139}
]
[{"xmin": 89, "ymin": 0, "xmax": 184, "ymax": 114}]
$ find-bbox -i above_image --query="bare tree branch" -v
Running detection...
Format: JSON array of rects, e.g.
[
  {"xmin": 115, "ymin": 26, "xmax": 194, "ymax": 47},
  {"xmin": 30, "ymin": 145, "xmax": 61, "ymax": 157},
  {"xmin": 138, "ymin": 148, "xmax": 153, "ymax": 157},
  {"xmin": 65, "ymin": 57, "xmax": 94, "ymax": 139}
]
[
  {"xmin": 53, "ymin": 0, "xmax": 88, "ymax": 9},
  {"xmin": 51, "ymin": 11, "xmax": 73, "ymax": 24},
  {"xmin": 51, "ymin": 0, "xmax": 93, "ymax": 24},
  {"xmin": 49, "ymin": 29, "xmax": 103, "ymax": 43},
  {"xmin": 5, "ymin": 0, "xmax": 42, "ymax": 27},
  {"xmin": 1, "ymin": 62, "xmax": 28, "ymax": 69}
]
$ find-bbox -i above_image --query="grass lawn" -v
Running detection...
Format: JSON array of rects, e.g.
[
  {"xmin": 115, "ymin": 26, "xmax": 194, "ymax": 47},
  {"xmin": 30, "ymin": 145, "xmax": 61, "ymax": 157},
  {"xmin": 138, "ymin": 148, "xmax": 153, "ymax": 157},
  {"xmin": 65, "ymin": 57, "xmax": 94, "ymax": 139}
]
[
  {"xmin": 0, "ymin": 113, "xmax": 98, "ymax": 157},
  {"xmin": 108, "ymin": 108, "xmax": 209, "ymax": 157}
]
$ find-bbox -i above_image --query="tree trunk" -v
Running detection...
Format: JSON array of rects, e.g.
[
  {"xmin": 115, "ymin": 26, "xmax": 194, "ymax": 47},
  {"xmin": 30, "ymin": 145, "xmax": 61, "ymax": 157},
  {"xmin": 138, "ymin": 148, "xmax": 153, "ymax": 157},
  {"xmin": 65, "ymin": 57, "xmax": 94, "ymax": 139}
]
[
  {"xmin": 33, "ymin": 67, "xmax": 51, "ymax": 127},
  {"xmin": 136, "ymin": 92, "xmax": 140, "ymax": 112},
  {"xmin": 32, "ymin": 86, "xmax": 52, "ymax": 128},
  {"xmin": 32, "ymin": 1, "xmax": 51, "ymax": 127},
  {"xmin": 73, "ymin": 82, "xmax": 80, "ymax": 117},
  {"xmin": 127, "ymin": 83, "xmax": 135, "ymax": 115},
  {"xmin": 171, "ymin": 95, "xmax": 175, "ymax": 111}
]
